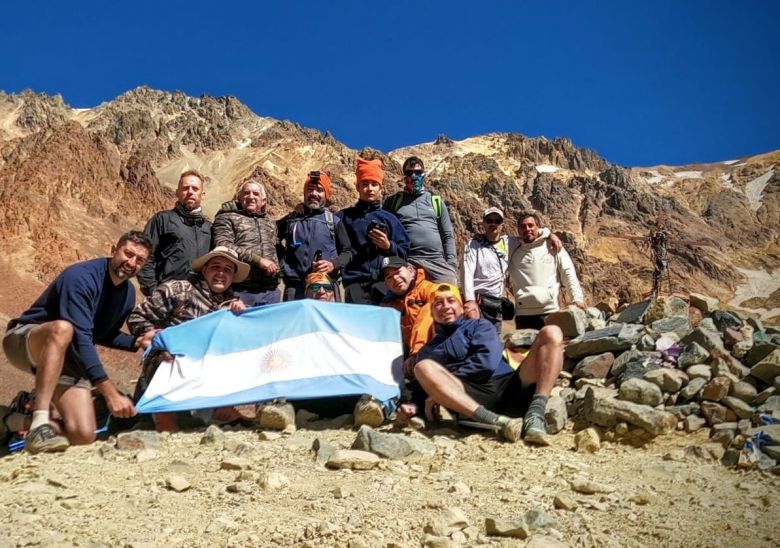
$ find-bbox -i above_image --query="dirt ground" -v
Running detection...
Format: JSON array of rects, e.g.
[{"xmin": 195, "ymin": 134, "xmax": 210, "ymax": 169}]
[{"xmin": 0, "ymin": 416, "xmax": 778, "ymax": 548}]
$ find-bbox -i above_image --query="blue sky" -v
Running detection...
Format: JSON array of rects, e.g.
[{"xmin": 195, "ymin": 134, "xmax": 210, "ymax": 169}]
[{"xmin": 1, "ymin": 1, "xmax": 777, "ymax": 166}]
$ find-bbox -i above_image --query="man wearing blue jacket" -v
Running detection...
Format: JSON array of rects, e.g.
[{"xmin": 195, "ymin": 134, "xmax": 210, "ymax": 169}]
[
  {"xmin": 277, "ymin": 170, "xmax": 354, "ymax": 301},
  {"xmin": 2, "ymin": 231, "xmax": 156, "ymax": 453},
  {"xmin": 398, "ymin": 284, "xmax": 564, "ymax": 445},
  {"xmin": 339, "ymin": 157, "xmax": 411, "ymax": 304}
]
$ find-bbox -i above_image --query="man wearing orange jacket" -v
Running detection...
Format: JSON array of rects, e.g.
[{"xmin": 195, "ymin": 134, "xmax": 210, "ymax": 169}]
[{"xmin": 380, "ymin": 256, "xmax": 440, "ymax": 378}]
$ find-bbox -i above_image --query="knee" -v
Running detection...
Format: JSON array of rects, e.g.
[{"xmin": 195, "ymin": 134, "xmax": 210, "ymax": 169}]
[
  {"xmin": 66, "ymin": 426, "xmax": 96, "ymax": 445},
  {"xmin": 47, "ymin": 320, "xmax": 74, "ymax": 347},
  {"xmin": 538, "ymin": 325, "xmax": 564, "ymax": 346},
  {"xmin": 413, "ymin": 359, "xmax": 440, "ymax": 382}
]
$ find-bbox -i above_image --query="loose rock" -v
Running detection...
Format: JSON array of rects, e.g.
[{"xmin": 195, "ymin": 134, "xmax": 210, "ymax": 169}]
[{"xmin": 326, "ymin": 450, "xmax": 380, "ymax": 470}]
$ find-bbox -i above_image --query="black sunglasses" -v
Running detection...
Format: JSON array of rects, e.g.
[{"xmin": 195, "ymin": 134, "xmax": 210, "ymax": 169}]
[
  {"xmin": 484, "ymin": 217, "xmax": 503, "ymax": 225},
  {"xmin": 404, "ymin": 169, "xmax": 425, "ymax": 177}
]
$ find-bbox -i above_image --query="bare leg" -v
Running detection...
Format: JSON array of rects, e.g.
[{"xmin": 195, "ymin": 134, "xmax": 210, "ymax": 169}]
[
  {"xmin": 53, "ymin": 386, "xmax": 97, "ymax": 445},
  {"xmin": 414, "ymin": 359, "xmax": 480, "ymax": 417},
  {"xmin": 517, "ymin": 325, "xmax": 564, "ymax": 395},
  {"xmin": 26, "ymin": 320, "xmax": 75, "ymax": 413}
]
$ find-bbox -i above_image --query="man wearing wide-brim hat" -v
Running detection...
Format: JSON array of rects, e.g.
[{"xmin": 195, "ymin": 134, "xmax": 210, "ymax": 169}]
[{"xmin": 127, "ymin": 246, "xmax": 250, "ymax": 431}]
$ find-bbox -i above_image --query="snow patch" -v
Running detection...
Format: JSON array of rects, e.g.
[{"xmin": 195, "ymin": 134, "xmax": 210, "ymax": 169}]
[
  {"xmin": 745, "ymin": 169, "xmax": 774, "ymax": 211},
  {"xmin": 674, "ymin": 170, "xmax": 703, "ymax": 179},
  {"xmin": 719, "ymin": 172, "xmax": 740, "ymax": 193},
  {"xmin": 535, "ymin": 164, "xmax": 559, "ymax": 173},
  {"xmin": 236, "ymin": 138, "xmax": 252, "ymax": 149},
  {"xmin": 721, "ymin": 159, "xmax": 739, "ymax": 165},
  {"xmin": 730, "ymin": 267, "xmax": 780, "ymax": 321},
  {"xmin": 645, "ymin": 170, "xmax": 664, "ymax": 184},
  {"xmin": 72, "ymin": 108, "xmax": 92, "ymax": 113}
]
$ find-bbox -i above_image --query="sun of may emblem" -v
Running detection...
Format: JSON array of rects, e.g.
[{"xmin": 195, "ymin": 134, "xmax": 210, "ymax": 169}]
[{"xmin": 260, "ymin": 347, "xmax": 293, "ymax": 374}]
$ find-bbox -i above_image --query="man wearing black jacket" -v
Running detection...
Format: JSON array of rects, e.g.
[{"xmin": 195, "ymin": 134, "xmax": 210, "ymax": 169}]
[{"xmin": 138, "ymin": 170, "xmax": 212, "ymax": 296}]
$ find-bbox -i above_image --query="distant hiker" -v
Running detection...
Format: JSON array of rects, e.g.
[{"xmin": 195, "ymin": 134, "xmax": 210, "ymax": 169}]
[
  {"xmin": 127, "ymin": 246, "xmax": 249, "ymax": 431},
  {"xmin": 138, "ymin": 170, "xmax": 212, "ymax": 297},
  {"xmin": 339, "ymin": 157, "xmax": 411, "ymax": 304},
  {"xmin": 380, "ymin": 256, "xmax": 439, "ymax": 376},
  {"xmin": 2, "ymin": 231, "xmax": 154, "ymax": 453},
  {"xmin": 383, "ymin": 156, "xmax": 457, "ymax": 283},
  {"xmin": 304, "ymin": 272, "xmax": 337, "ymax": 302},
  {"xmin": 462, "ymin": 207, "xmax": 562, "ymax": 334},
  {"xmin": 277, "ymin": 170, "xmax": 353, "ymax": 301},
  {"xmin": 508, "ymin": 211, "xmax": 584, "ymax": 330},
  {"xmin": 212, "ymin": 179, "xmax": 281, "ymax": 306},
  {"xmin": 397, "ymin": 284, "xmax": 564, "ymax": 445}
]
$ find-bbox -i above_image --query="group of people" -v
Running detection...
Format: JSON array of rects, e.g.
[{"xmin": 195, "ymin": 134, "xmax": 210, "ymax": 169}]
[{"xmin": 2, "ymin": 154, "xmax": 585, "ymax": 453}]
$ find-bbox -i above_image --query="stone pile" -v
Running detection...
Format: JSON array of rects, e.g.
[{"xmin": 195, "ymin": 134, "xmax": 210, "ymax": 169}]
[{"xmin": 509, "ymin": 293, "xmax": 780, "ymax": 472}]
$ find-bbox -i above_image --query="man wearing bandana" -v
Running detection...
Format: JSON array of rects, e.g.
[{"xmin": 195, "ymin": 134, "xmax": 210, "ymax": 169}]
[{"xmin": 383, "ymin": 156, "xmax": 457, "ymax": 283}]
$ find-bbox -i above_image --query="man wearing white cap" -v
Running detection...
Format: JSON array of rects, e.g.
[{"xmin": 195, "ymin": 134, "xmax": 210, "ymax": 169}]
[{"xmin": 461, "ymin": 207, "xmax": 561, "ymax": 334}]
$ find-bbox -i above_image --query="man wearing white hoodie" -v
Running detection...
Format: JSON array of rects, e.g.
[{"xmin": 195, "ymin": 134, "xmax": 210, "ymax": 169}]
[{"xmin": 508, "ymin": 212, "xmax": 584, "ymax": 330}]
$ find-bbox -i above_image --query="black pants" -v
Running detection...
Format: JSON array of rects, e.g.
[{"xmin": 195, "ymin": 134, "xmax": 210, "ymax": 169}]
[{"xmin": 344, "ymin": 281, "xmax": 387, "ymax": 305}]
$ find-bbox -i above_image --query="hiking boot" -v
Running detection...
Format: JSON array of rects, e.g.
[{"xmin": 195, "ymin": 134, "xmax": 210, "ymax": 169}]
[
  {"xmin": 257, "ymin": 400, "xmax": 296, "ymax": 430},
  {"xmin": 25, "ymin": 424, "xmax": 69, "ymax": 454},
  {"xmin": 353, "ymin": 395, "xmax": 385, "ymax": 428},
  {"xmin": 500, "ymin": 417, "xmax": 523, "ymax": 443},
  {"xmin": 521, "ymin": 414, "xmax": 550, "ymax": 446}
]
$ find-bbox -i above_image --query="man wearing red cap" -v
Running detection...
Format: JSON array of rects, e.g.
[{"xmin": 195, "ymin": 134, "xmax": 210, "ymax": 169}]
[
  {"xmin": 277, "ymin": 170, "xmax": 354, "ymax": 301},
  {"xmin": 339, "ymin": 157, "xmax": 411, "ymax": 304}
]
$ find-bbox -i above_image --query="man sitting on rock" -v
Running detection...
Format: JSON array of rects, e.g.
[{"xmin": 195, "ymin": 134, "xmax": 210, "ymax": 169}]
[
  {"xmin": 398, "ymin": 284, "xmax": 565, "ymax": 445},
  {"xmin": 2, "ymin": 231, "xmax": 155, "ymax": 453},
  {"xmin": 127, "ymin": 246, "xmax": 250, "ymax": 431}
]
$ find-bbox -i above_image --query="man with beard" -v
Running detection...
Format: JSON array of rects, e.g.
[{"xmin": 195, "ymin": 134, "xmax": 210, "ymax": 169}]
[
  {"xmin": 213, "ymin": 179, "xmax": 281, "ymax": 306},
  {"xmin": 384, "ymin": 156, "xmax": 457, "ymax": 283},
  {"xmin": 339, "ymin": 157, "xmax": 410, "ymax": 304},
  {"xmin": 509, "ymin": 211, "xmax": 584, "ymax": 330},
  {"xmin": 2, "ymin": 231, "xmax": 155, "ymax": 453},
  {"xmin": 277, "ymin": 171, "xmax": 353, "ymax": 301},
  {"xmin": 138, "ymin": 170, "xmax": 212, "ymax": 297}
]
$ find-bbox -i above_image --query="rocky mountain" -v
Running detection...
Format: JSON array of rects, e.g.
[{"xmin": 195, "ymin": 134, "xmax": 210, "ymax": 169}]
[{"xmin": 0, "ymin": 87, "xmax": 777, "ymax": 322}]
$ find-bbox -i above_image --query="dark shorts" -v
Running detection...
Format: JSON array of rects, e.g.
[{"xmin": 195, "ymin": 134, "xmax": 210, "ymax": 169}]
[
  {"xmin": 3, "ymin": 323, "xmax": 92, "ymax": 390},
  {"xmin": 514, "ymin": 314, "xmax": 547, "ymax": 331},
  {"xmin": 461, "ymin": 371, "xmax": 536, "ymax": 418},
  {"xmin": 237, "ymin": 288, "xmax": 282, "ymax": 307}
]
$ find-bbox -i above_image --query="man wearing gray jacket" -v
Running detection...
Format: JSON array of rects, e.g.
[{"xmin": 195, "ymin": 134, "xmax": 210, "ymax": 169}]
[{"xmin": 384, "ymin": 156, "xmax": 457, "ymax": 283}]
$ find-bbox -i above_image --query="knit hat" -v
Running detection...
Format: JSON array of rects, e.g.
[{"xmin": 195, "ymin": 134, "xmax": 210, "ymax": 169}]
[
  {"xmin": 305, "ymin": 171, "xmax": 332, "ymax": 199},
  {"xmin": 355, "ymin": 157, "xmax": 384, "ymax": 186},
  {"xmin": 432, "ymin": 283, "xmax": 463, "ymax": 305}
]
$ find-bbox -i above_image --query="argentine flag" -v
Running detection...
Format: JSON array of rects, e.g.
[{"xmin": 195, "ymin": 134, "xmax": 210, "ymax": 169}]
[{"xmin": 136, "ymin": 300, "xmax": 404, "ymax": 413}]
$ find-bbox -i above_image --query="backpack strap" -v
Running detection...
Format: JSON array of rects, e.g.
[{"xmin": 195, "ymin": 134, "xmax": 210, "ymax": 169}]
[
  {"xmin": 324, "ymin": 209, "xmax": 335, "ymax": 238},
  {"xmin": 389, "ymin": 192, "xmax": 404, "ymax": 213},
  {"xmin": 431, "ymin": 194, "xmax": 442, "ymax": 218}
]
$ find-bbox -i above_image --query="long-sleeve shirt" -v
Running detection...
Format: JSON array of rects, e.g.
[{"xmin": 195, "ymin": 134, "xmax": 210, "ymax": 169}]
[
  {"xmin": 9, "ymin": 258, "xmax": 137, "ymax": 382},
  {"xmin": 508, "ymin": 234, "xmax": 584, "ymax": 316},
  {"xmin": 338, "ymin": 200, "xmax": 411, "ymax": 285},
  {"xmin": 380, "ymin": 268, "xmax": 438, "ymax": 356}
]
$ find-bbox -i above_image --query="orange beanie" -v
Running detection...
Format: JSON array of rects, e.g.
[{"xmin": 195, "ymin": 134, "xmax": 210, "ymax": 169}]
[
  {"xmin": 355, "ymin": 157, "xmax": 384, "ymax": 186},
  {"xmin": 305, "ymin": 272, "xmax": 332, "ymax": 287},
  {"xmin": 305, "ymin": 171, "xmax": 332, "ymax": 198}
]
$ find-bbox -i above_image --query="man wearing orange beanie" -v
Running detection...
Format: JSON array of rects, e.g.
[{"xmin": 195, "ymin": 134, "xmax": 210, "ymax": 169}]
[
  {"xmin": 277, "ymin": 170, "xmax": 354, "ymax": 301},
  {"xmin": 338, "ymin": 157, "xmax": 410, "ymax": 304}
]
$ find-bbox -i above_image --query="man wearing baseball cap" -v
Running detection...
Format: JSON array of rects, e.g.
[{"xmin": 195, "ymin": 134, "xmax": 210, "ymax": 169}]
[
  {"xmin": 128, "ymin": 246, "xmax": 250, "ymax": 431},
  {"xmin": 277, "ymin": 171, "xmax": 354, "ymax": 301}
]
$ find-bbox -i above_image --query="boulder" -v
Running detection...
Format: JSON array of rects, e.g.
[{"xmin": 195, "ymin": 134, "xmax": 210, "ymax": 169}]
[
  {"xmin": 326, "ymin": 450, "xmax": 380, "ymax": 470},
  {"xmin": 680, "ymin": 328, "xmax": 724, "ymax": 354},
  {"xmin": 565, "ymin": 324, "xmax": 644, "ymax": 359},
  {"xmin": 744, "ymin": 342, "xmax": 778, "ymax": 367},
  {"xmin": 595, "ymin": 298, "xmax": 619, "ymax": 316},
  {"xmin": 644, "ymin": 296, "xmax": 689, "ymax": 324},
  {"xmin": 678, "ymin": 342, "xmax": 710, "ymax": 367},
  {"xmin": 679, "ymin": 377, "xmax": 707, "ymax": 400},
  {"xmin": 573, "ymin": 352, "xmax": 614, "ymax": 379},
  {"xmin": 723, "ymin": 328, "xmax": 744, "ymax": 349},
  {"xmin": 583, "ymin": 387, "xmax": 676, "ymax": 435},
  {"xmin": 721, "ymin": 397, "xmax": 754, "ymax": 419},
  {"xmin": 689, "ymin": 293, "xmax": 719, "ymax": 314},
  {"xmin": 615, "ymin": 351, "xmax": 662, "ymax": 383},
  {"xmin": 700, "ymin": 377, "xmax": 731, "ymax": 402},
  {"xmin": 544, "ymin": 396, "xmax": 567, "ymax": 434},
  {"xmin": 750, "ymin": 349, "xmax": 780, "ymax": 383},
  {"xmin": 711, "ymin": 311, "xmax": 742, "ymax": 333},
  {"xmin": 730, "ymin": 381, "xmax": 758, "ymax": 403},
  {"xmin": 507, "ymin": 329, "xmax": 537, "ymax": 348},
  {"xmin": 618, "ymin": 378, "xmax": 663, "ymax": 406},
  {"xmin": 686, "ymin": 365, "xmax": 712, "ymax": 381},
  {"xmin": 544, "ymin": 306, "xmax": 587, "ymax": 338},
  {"xmin": 650, "ymin": 316, "xmax": 691, "ymax": 338},
  {"xmin": 644, "ymin": 368, "xmax": 689, "ymax": 392},
  {"xmin": 574, "ymin": 428, "xmax": 601, "ymax": 453},
  {"xmin": 351, "ymin": 426, "xmax": 436, "ymax": 460},
  {"xmin": 700, "ymin": 401, "xmax": 729, "ymax": 425}
]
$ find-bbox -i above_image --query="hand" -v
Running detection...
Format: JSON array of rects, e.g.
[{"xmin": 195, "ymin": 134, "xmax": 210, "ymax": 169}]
[
  {"xmin": 403, "ymin": 355, "xmax": 417, "ymax": 378},
  {"xmin": 96, "ymin": 380, "xmax": 137, "ymax": 418},
  {"xmin": 396, "ymin": 403, "xmax": 418, "ymax": 422},
  {"xmin": 463, "ymin": 300, "xmax": 480, "ymax": 320},
  {"xmin": 158, "ymin": 351, "xmax": 174, "ymax": 363},
  {"xmin": 312, "ymin": 260, "xmax": 334, "ymax": 274},
  {"xmin": 424, "ymin": 397, "xmax": 439, "ymax": 421},
  {"xmin": 368, "ymin": 229, "xmax": 391, "ymax": 251},
  {"xmin": 229, "ymin": 299, "xmax": 248, "ymax": 314},
  {"xmin": 547, "ymin": 233, "xmax": 563, "ymax": 254},
  {"xmin": 136, "ymin": 329, "xmax": 160, "ymax": 351},
  {"xmin": 259, "ymin": 258, "xmax": 279, "ymax": 276}
]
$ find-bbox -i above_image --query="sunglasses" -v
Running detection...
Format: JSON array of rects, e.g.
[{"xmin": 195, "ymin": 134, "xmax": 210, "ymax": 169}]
[
  {"xmin": 484, "ymin": 217, "xmax": 503, "ymax": 225},
  {"xmin": 404, "ymin": 169, "xmax": 425, "ymax": 177},
  {"xmin": 308, "ymin": 283, "xmax": 334, "ymax": 292}
]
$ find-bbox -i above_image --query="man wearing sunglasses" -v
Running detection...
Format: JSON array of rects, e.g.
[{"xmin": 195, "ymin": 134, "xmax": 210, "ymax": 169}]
[
  {"xmin": 277, "ymin": 171, "xmax": 353, "ymax": 301},
  {"xmin": 304, "ymin": 272, "xmax": 337, "ymax": 302},
  {"xmin": 383, "ymin": 156, "xmax": 457, "ymax": 283},
  {"xmin": 462, "ymin": 208, "xmax": 561, "ymax": 334}
]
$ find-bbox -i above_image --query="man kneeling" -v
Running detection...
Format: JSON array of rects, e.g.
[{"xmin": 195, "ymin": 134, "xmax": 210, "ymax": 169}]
[{"xmin": 398, "ymin": 284, "xmax": 563, "ymax": 445}]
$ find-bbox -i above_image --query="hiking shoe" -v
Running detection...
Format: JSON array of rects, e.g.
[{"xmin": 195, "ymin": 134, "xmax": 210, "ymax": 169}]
[
  {"xmin": 522, "ymin": 414, "xmax": 550, "ymax": 446},
  {"xmin": 25, "ymin": 424, "xmax": 69, "ymax": 454},
  {"xmin": 353, "ymin": 395, "xmax": 385, "ymax": 428},
  {"xmin": 500, "ymin": 417, "xmax": 523, "ymax": 443},
  {"xmin": 257, "ymin": 400, "xmax": 296, "ymax": 430}
]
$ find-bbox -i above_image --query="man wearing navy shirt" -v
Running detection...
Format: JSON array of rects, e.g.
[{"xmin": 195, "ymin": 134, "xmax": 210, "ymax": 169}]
[
  {"xmin": 2, "ymin": 231, "xmax": 156, "ymax": 453},
  {"xmin": 398, "ymin": 283, "xmax": 564, "ymax": 445}
]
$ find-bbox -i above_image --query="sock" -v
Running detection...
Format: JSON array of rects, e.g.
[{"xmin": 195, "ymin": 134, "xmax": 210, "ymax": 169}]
[
  {"xmin": 525, "ymin": 394, "xmax": 548, "ymax": 419},
  {"xmin": 473, "ymin": 405, "xmax": 509, "ymax": 426},
  {"xmin": 30, "ymin": 410, "xmax": 50, "ymax": 431}
]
